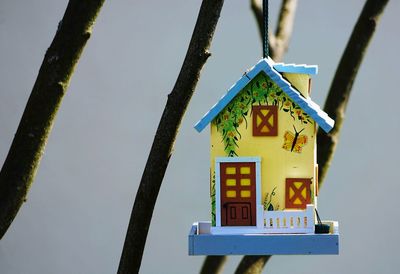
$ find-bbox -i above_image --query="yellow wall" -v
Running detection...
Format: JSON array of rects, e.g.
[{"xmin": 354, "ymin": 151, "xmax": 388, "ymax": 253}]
[
  {"xmin": 210, "ymin": 73, "xmax": 316, "ymax": 211},
  {"xmin": 283, "ymin": 73, "xmax": 310, "ymax": 98}
]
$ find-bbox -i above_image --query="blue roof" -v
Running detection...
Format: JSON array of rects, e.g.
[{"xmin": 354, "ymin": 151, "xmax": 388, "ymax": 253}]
[
  {"xmin": 194, "ymin": 58, "xmax": 334, "ymax": 133},
  {"xmin": 273, "ymin": 63, "xmax": 318, "ymax": 75}
]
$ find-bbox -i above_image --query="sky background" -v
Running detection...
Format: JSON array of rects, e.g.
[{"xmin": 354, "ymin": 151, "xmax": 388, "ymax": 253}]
[{"xmin": 1, "ymin": 0, "xmax": 399, "ymax": 273}]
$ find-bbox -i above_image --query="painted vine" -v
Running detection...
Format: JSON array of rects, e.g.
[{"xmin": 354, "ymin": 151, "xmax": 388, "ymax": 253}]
[
  {"xmin": 263, "ymin": 186, "xmax": 279, "ymax": 211},
  {"xmin": 211, "ymin": 172, "xmax": 216, "ymax": 226},
  {"xmin": 213, "ymin": 72, "xmax": 312, "ymax": 156}
]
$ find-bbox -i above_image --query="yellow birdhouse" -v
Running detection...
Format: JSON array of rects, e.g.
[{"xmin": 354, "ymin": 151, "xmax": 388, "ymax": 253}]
[{"xmin": 189, "ymin": 58, "xmax": 339, "ymax": 255}]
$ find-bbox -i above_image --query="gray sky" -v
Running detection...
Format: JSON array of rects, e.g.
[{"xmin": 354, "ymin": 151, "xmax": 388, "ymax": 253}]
[{"xmin": 1, "ymin": 1, "xmax": 399, "ymax": 273}]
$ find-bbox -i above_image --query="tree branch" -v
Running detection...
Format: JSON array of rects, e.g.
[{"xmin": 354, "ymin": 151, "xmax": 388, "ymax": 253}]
[
  {"xmin": 250, "ymin": 0, "xmax": 298, "ymax": 61},
  {"xmin": 116, "ymin": 1, "xmax": 224, "ymax": 273},
  {"xmin": 272, "ymin": 0, "xmax": 297, "ymax": 61},
  {"xmin": 317, "ymin": 0, "xmax": 389, "ymax": 187},
  {"xmin": 234, "ymin": 256, "xmax": 271, "ymax": 274},
  {"xmin": 200, "ymin": 256, "xmax": 227, "ymax": 274},
  {"xmin": 250, "ymin": 0, "xmax": 264, "ymax": 43},
  {"xmin": 0, "ymin": 0, "xmax": 105, "ymax": 239}
]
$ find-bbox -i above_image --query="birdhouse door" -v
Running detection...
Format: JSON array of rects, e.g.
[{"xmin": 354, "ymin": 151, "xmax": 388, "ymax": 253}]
[{"xmin": 219, "ymin": 162, "xmax": 256, "ymax": 226}]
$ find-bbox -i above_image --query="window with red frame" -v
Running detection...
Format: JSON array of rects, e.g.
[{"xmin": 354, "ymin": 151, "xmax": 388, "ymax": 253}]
[{"xmin": 252, "ymin": 105, "xmax": 278, "ymax": 136}]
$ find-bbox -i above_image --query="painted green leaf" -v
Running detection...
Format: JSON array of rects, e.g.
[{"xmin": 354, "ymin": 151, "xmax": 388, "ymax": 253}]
[{"xmin": 213, "ymin": 72, "xmax": 314, "ymax": 156}]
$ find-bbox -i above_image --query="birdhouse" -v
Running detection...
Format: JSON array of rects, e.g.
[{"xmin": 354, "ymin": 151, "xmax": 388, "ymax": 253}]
[{"xmin": 189, "ymin": 58, "xmax": 339, "ymax": 255}]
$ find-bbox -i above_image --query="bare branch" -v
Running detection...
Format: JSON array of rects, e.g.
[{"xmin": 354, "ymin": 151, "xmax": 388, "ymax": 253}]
[
  {"xmin": 250, "ymin": 0, "xmax": 264, "ymax": 42},
  {"xmin": 250, "ymin": 0, "xmax": 298, "ymax": 61},
  {"xmin": 234, "ymin": 256, "xmax": 271, "ymax": 274},
  {"xmin": 116, "ymin": 1, "xmax": 224, "ymax": 273},
  {"xmin": 200, "ymin": 256, "xmax": 227, "ymax": 274},
  {"xmin": 0, "ymin": 0, "xmax": 105, "ymax": 239},
  {"xmin": 317, "ymin": 0, "xmax": 389, "ymax": 187},
  {"xmin": 273, "ymin": 0, "xmax": 297, "ymax": 61}
]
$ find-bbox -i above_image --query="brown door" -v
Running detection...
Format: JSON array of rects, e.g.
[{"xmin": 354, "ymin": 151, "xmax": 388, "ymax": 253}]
[{"xmin": 220, "ymin": 162, "xmax": 256, "ymax": 226}]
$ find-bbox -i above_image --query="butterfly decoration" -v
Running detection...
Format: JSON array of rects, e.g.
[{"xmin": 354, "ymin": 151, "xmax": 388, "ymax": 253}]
[{"xmin": 282, "ymin": 125, "xmax": 308, "ymax": 153}]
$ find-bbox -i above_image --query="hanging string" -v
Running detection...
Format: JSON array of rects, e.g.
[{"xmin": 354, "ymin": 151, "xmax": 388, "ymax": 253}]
[{"xmin": 263, "ymin": 0, "xmax": 269, "ymax": 58}]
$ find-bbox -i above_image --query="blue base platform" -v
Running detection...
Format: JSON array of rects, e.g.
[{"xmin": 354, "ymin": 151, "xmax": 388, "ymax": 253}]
[{"xmin": 188, "ymin": 222, "xmax": 339, "ymax": 256}]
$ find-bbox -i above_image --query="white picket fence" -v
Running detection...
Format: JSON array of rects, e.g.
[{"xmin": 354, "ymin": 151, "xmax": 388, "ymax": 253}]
[{"xmin": 263, "ymin": 204, "xmax": 315, "ymax": 233}]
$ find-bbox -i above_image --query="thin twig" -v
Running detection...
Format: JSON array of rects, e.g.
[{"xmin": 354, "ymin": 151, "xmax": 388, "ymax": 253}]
[
  {"xmin": 0, "ymin": 0, "xmax": 105, "ymax": 239},
  {"xmin": 116, "ymin": 1, "xmax": 225, "ymax": 273},
  {"xmin": 317, "ymin": 0, "xmax": 389, "ymax": 186}
]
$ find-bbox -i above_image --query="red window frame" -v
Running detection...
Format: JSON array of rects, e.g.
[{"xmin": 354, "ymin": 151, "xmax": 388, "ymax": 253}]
[
  {"xmin": 252, "ymin": 105, "xmax": 278, "ymax": 136},
  {"xmin": 285, "ymin": 178, "xmax": 311, "ymax": 209}
]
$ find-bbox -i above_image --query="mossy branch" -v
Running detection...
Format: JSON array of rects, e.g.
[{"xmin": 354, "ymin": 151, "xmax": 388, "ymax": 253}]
[
  {"xmin": 116, "ymin": 1, "xmax": 225, "ymax": 273},
  {"xmin": 0, "ymin": 0, "xmax": 105, "ymax": 239}
]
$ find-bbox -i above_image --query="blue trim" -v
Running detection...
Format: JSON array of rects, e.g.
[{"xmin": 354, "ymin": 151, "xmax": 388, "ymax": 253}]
[
  {"xmin": 266, "ymin": 61, "xmax": 334, "ymax": 133},
  {"xmin": 194, "ymin": 75, "xmax": 251, "ymax": 132},
  {"xmin": 188, "ymin": 223, "xmax": 339, "ymax": 255},
  {"xmin": 215, "ymin": 156, "xmax": 261, "ymax": 163},
  {"xmin": 273, "ymin": 63, "xmax": 318, "ymax": 75},
  {"xmin": 194, "ymin": 59, "xmax": 267, "ymax": 132},
  {"xmin": 194, "ymin": 58, "xmax": 334, "ymax": 133}
]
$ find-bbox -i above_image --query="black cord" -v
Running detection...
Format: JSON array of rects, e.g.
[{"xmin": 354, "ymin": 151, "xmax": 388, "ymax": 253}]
[
  {"xmin": 263, "ymin": 0, "xmax": 269, "ymax": 58},
  {"xmin": 315, "ymin": 208, "xmax": 322, "ymax": 225}
]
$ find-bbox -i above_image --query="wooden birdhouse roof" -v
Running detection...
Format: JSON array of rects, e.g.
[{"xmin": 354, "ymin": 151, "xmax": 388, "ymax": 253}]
[{"xmin": 194, "ymin": 58, "xmax": 334, "ymax": 133}]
